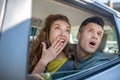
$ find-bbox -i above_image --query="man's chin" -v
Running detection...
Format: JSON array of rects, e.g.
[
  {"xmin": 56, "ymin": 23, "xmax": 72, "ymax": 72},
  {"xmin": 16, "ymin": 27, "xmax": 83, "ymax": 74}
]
[{"xmin": 87, "ymin": 49, "xmax": 96, "ymax": 54}]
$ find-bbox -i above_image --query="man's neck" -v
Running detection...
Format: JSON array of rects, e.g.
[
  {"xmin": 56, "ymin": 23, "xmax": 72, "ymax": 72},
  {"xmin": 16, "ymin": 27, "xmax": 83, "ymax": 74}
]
[
  {"xmin": 78, "ymin": 52, "xmax": 91, "ymax": 60},
  {"xmin": 77, "ymin": 46, "xmax": 92, "ymax": 60}
]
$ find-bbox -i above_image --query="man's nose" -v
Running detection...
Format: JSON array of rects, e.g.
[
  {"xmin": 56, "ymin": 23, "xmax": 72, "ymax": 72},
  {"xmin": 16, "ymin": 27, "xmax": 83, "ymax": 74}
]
[{"xmin": 93, "ymin": 33, "xmax": 98, "ymax": 39}]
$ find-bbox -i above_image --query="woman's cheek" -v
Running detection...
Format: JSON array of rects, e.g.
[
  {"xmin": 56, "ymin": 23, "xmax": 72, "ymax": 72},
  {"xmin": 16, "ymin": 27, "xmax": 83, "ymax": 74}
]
[{"xmin": 66, "ymin": 35, "xmax": 70, "ymax": 42}]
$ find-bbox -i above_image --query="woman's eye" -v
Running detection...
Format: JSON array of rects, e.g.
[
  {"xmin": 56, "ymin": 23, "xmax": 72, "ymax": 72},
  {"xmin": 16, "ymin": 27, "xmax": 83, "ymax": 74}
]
[
  {"xmin": 55, "ymin": 27, "xmax": 60, "ymax": 30},
  {"xmin": 88, "ymin": 29, "xmax": 92, "ymax": 32},
  {"xmin": 66, "ymin": 29, "xmax": 70, "ymax": 33}
]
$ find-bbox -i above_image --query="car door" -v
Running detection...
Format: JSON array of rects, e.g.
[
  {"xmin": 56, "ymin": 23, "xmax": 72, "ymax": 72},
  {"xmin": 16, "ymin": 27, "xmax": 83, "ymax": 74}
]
[{"xmin": 0, "ymin": 0, "xmax": 32, "ymax": 80}]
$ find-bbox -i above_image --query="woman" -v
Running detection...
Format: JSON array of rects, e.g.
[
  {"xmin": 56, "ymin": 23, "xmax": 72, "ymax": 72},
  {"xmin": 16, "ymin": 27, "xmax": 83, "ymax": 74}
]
[{"xmin": 29, "ymin": 14, "xmax": 76, "ymax": 74}]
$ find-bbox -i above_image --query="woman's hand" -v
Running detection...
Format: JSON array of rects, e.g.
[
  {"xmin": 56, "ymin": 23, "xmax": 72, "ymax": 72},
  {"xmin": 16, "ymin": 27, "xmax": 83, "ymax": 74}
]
[
  {"xmin": 32, "ymin": 36, "xmax": 67, "ymax": 73},
  {"xmin": 40, "ymin": 37, "xmax": 66, "ymax": 65}
]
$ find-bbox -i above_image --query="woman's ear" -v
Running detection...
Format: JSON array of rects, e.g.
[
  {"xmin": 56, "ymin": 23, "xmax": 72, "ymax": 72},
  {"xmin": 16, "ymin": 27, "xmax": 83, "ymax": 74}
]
[{"xmin": 77, "ymin": 32, "xmax": 80, "ymax": 40}]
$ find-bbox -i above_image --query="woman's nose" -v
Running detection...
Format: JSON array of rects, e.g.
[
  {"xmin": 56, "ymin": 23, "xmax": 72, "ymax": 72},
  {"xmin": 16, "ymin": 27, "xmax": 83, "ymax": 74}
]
[
  {"xmin": 60, "ymin": 29, "xmax": 64, "ymax": 33},
  {"xmin": 60, "ymin": 30, "xmax": 66, "ymax": 36}
]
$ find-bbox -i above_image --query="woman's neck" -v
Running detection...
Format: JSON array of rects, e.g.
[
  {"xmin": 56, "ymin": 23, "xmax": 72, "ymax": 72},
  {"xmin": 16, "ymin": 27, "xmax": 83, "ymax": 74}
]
[{"xmin": 56, "ymin": 52, "xmax": 66, "ymax": 60}]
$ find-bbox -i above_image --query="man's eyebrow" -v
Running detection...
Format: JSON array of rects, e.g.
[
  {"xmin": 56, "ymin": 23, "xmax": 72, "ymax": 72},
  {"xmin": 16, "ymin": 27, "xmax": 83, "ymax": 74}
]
[{"xmin": 88, "ymin": 27, "xmax": 103, "ymax": 33}]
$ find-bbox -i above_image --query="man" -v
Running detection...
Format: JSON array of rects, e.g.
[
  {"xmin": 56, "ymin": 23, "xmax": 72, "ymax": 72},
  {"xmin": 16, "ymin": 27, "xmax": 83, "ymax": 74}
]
[{"xmin": 76, "ymin": 16, "xmax": 109, "ymax": 71}]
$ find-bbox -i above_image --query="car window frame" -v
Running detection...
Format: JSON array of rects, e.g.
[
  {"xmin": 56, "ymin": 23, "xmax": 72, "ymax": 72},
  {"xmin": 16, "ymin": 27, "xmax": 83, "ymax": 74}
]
[
  {"xmin": 28, "ymin": 0, "xmax": 120, "ymax": 80},
  {"xmin": 56, "ymin": 57, "xmax": 120, "ymax": 80},
  {"xmin": 0, "ymin": 0, "xmax": 7, "ymax": 40}
]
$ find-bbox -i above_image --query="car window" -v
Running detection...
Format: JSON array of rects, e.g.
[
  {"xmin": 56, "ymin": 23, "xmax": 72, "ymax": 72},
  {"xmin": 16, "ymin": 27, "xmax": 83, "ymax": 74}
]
[
  {"xmin": 103, "ymin": 23, "xmax": 119, "ymax": 59},
  {"xmin": 28, "ymin": 0, "xmax": 120, "ymax": 80}
]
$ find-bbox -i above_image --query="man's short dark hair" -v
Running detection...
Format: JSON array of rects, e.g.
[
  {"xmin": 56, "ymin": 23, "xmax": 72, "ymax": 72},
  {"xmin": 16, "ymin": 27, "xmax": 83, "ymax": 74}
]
[{"xmin": 79, "ymin": 16, "xmax": 104, "ymax": 32}]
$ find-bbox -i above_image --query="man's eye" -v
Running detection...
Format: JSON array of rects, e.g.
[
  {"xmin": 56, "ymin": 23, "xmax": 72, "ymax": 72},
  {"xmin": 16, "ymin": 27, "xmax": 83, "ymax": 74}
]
[
  {"xmin": 98, "ymin": 33, "xmax": 102, "ymax": 37},
  {"xmin": 88, "ymin": 29, "xmax": 92, "ymax": 32}
]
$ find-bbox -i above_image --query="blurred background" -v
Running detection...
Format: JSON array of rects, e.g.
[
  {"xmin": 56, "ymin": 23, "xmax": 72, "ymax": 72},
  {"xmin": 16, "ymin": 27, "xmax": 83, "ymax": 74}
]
[{"xmin": 96, "ymin": 0, "xmax": 120, "ymax": 12}]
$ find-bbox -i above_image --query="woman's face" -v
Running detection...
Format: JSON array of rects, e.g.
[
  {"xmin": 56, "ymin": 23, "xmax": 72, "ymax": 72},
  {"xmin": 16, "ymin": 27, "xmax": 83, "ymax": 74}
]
[{"xmin": 49, "ymin": 20, "xmax": 71, "ymax": 47}]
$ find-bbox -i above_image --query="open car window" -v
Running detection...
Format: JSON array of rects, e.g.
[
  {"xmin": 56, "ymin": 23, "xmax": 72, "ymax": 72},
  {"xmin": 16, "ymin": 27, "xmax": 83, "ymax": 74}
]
[{"xmin": 28, "ymin": 0, "xmax": 120, "ymax": 80}]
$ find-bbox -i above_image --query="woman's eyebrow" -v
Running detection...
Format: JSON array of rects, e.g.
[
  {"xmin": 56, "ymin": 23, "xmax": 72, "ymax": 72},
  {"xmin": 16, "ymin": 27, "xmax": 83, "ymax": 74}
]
[
  {"xmin": 53, "ymin": 24, "xmax": 62, "ymax": 28},
  {"xmin": 53, "ymin": 24, "xmax": 71, "ymax": 29},
  {"xmin": 53, "ymin": 24, "xmax": 61, "ymax": 26}
]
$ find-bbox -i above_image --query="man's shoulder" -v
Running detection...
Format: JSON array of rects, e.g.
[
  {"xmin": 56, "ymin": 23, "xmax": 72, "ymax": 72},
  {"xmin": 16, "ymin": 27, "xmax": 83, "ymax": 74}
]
[
  {"xmin": 83, "ymin": 51, "xmax": 110, "ymax": 64},
  {"xmin": 93, "ymin": 51, "xmax": 109, "ymax": 59},
  {"xmin": 77, "ymin": 51, "xmax": 110, "ymax": 71}
]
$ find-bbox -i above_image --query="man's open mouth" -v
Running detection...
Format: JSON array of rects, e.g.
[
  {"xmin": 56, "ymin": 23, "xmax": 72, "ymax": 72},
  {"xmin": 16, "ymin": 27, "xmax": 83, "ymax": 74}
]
[{"xmin": 89, "ymin": 41, "xmax": 96, "ymax": 47}]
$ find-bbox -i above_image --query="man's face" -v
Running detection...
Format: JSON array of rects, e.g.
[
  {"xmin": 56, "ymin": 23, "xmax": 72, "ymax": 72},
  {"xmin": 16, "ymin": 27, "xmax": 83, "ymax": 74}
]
[{"xmin": 77, "ymin": 22, "xmax": 104, "ymax": 54}]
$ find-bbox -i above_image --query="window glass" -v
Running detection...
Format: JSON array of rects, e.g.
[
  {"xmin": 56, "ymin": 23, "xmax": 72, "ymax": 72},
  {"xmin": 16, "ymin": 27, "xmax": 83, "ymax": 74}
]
[
  {"xmin": 28, "ymin": 0, "xmax": 119, "ymax": 80},
  {"xmin": 104, "ymin": 29, "xmax": 118, "ymax": 53},
  {"xmin": 103, "ymin": 23, "xmax": 119, "ymax": 59}
]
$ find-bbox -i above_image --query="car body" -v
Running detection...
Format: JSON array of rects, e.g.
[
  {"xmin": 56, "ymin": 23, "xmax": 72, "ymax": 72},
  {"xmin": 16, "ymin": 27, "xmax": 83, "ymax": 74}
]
[{"xmin": 0, "ymin": 0, "xmax": 120, "ymax": 80}]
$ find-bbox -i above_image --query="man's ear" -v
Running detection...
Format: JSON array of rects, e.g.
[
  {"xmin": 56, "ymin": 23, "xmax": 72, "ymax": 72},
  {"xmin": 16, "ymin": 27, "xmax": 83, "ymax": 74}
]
[{"xmin": 77, "ymin": 32, "xmax": 80, "ymax": 40}]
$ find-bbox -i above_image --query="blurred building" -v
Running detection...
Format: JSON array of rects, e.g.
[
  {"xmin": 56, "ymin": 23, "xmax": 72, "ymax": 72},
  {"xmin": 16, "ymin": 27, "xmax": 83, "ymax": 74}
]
[
  {"xmin": 96, "ymin": 0, "xmax": 120, "ymax": 12},
  {"xmin": 107, "ymin": 0, "xmax": 120, "ymax": 12}
]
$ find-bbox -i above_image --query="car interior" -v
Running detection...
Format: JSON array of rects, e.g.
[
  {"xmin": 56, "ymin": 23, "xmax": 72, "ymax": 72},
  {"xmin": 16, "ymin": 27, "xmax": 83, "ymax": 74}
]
[{"xmin": 30, "ymin": 0, "xmax": 119, "ymax": 59}]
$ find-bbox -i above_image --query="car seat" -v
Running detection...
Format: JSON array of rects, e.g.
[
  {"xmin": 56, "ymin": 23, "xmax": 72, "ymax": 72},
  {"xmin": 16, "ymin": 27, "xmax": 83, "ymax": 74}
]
[{"xmin": 98, "ymin": 32, "xmax": 108, "ymax": 52}]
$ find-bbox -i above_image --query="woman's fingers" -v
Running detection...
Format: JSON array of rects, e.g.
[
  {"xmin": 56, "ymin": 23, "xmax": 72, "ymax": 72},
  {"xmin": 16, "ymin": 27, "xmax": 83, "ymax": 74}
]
[
  {"xmin": 56, "ymin": 41, "xmax": 66, "ymax": 54},
  {"xmin": 51, "ymin": 37, "xmax": 60, "ymax": 48},
  {"xmin": 41, "ymin": 42, "xmax": 46, "ymax": 52},
  {"xmin": 40, "ymin": 36, "xmax": 66, "ymax": 61},
  {"xmin": 55, "ymin": 40, "xmax": 65, "ymax": 51},
  {"xmin": 52, "ymin": 37, "xmax": 66, "ymax": 50},
  {"xmin": 53, "ymin": 39, "xmax": 61, "ymax": 50}
]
